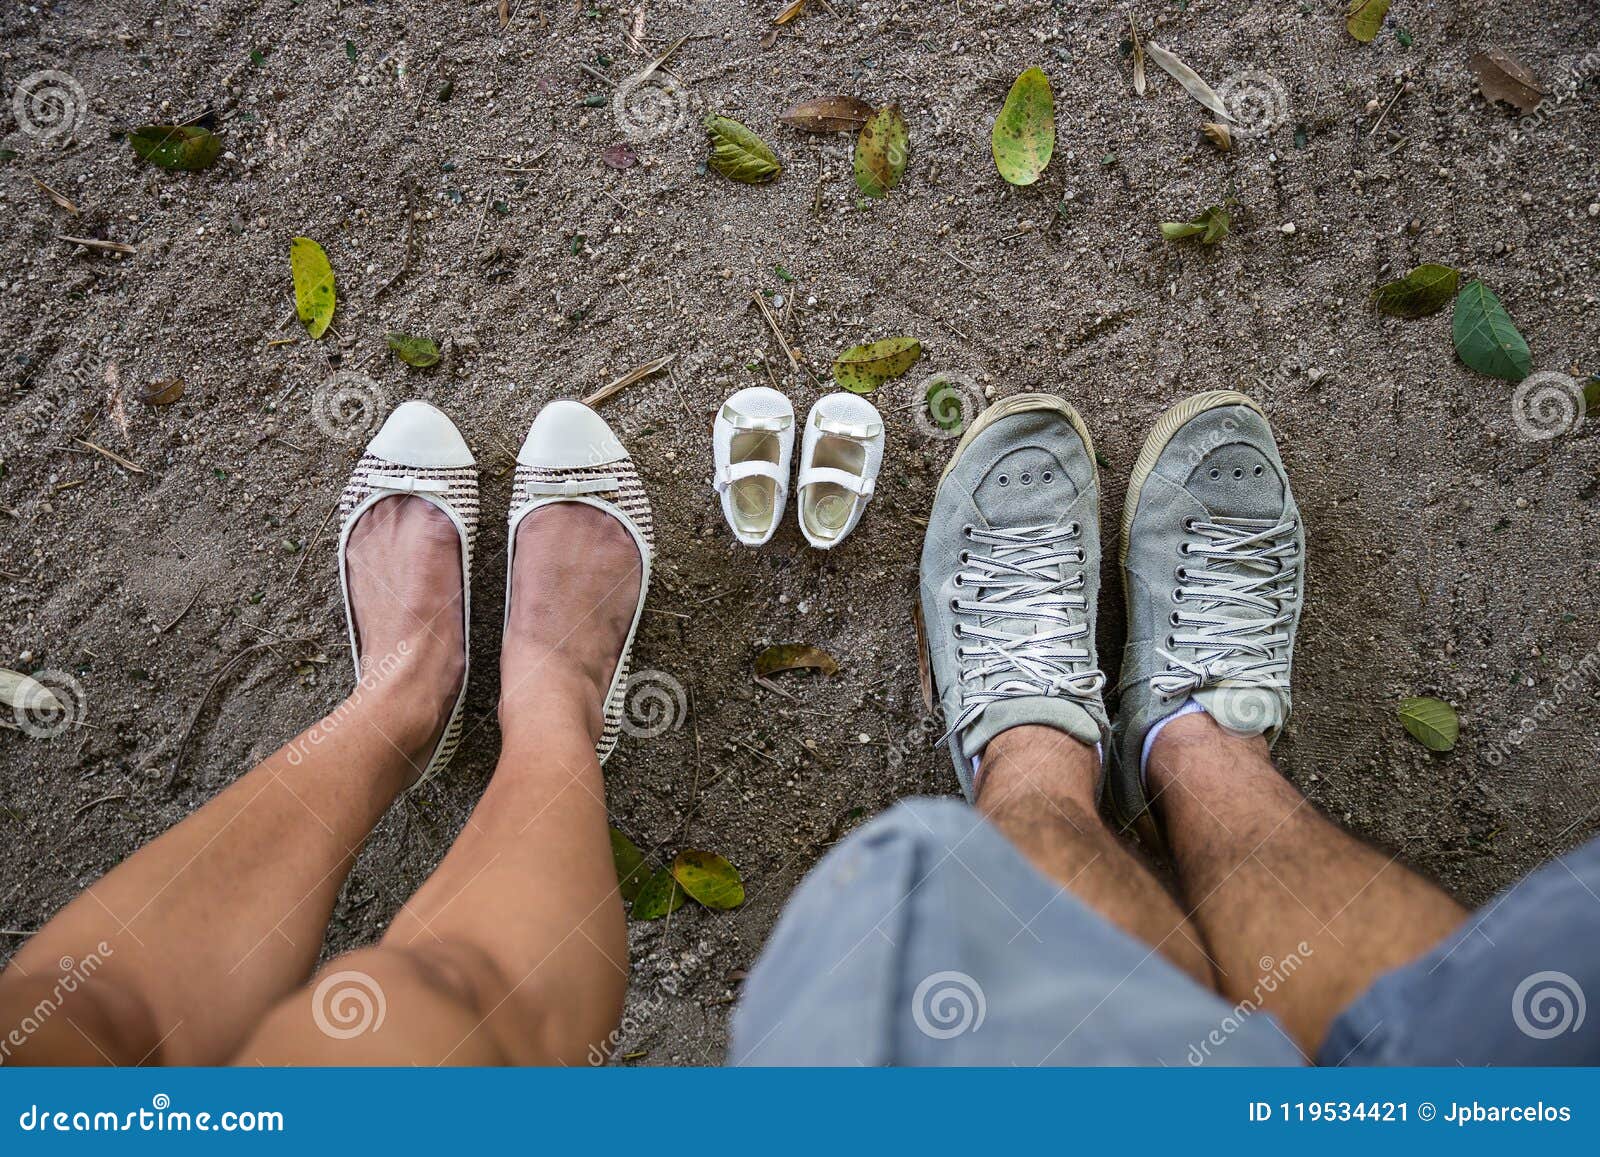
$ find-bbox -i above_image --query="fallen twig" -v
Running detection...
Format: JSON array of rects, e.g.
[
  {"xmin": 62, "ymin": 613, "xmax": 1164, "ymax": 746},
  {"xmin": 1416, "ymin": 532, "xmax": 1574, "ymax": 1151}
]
[
  {"xmin": 57, "ymin": 234, "xmax": 137, "ymax": 255},
  {"xmin": 70, "ymin": 439, "xmax": 147, "ymax": 474},
  {"xmin": 582, "ymin": 352, "xmax": 678, "ymax": 407}
]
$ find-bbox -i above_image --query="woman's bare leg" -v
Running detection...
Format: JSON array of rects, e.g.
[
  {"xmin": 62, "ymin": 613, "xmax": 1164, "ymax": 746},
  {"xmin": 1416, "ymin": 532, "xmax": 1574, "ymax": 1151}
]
[
  {"xmin": 236, "ymin": 504, "xmax": 638, "ymax": 1066},
  {"xmin": 0, "ymin": 496, "xmax": 464, "ymax": 1065}
]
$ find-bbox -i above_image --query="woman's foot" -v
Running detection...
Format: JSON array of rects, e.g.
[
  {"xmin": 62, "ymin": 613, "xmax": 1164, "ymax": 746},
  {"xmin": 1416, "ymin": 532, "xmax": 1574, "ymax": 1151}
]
[
  {"xmin": 345, "ymin": 494, "xmax": 467, "ymax": 758},
  {"xmin": 499, "ymin": 503, "xmax": 643, "ymax": 743}
]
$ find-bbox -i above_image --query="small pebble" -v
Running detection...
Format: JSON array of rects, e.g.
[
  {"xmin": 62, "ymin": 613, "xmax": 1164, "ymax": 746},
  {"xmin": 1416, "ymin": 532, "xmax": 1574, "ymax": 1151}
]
[
  {"xmin": 857, "ymin": 733, "xmax": 871, "ymax": 744},
  {"xmin": 1280, "ymin": 222, "xmax": 1297, "ymax": 235}
]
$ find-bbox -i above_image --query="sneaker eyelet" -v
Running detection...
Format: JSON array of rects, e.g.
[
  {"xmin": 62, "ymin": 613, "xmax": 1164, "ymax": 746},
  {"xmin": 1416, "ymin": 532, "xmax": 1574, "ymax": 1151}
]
[
  {"xmin": 953, "ymin": 575, "xmax": 964, "ymax": 587},
  {"xmin": 950, "ymin": 598, "xmax": 961, "ymax": 611},
  {"xmin": 1170, "ymin": 611, "xmax": 1182, "ymax": 626},
  {"xmin": 1175, "ymin": 565, "xmax": 1188, "ymax": 581},
  {"xmin": 1233, "ymin": 468, "xmax": 1244, "ymax": 479},
  {"xmin": 1208, "ymin": 468, "xmax": 1220, "ymax": 480},
  {"xmin": 1253, "ymin": 465, "xmax": 1264, "ymax": 476},
  {"xmin": 1171, "ymin": 588, "xmax": 1185, "ymax": 604},
  {"xmin": 1068, "ymin": 521, "xmax": 1079, "ymax": 535},
  {"xmin": 1042, "ymin": 471, "xmax": 1054, "ymax": 483},
  {"xmin": 997, "ymin": 474, "xmax": 1009, "ymax": 487},
  {"xmin": 1183, "ymin": 518, "xmax": 1198, "ymax": 532},
  {"xmin": 1020, "ymin": 472, "xmax": 1032, "ymax": 485},
  {"xmin": 959, "ymin": 550, "xmax": 970, "ymax": 563},
  {"xmin": 1179, "ymin": 542, "xmax": 1192, "ymax": 556},
  {"xmin": 1165, "ymin": 634, "xmax": 1177, "ymax": 648},
  {"xmin": 962, "ymin": 524, "xmax": 974, "ymax": 539}
]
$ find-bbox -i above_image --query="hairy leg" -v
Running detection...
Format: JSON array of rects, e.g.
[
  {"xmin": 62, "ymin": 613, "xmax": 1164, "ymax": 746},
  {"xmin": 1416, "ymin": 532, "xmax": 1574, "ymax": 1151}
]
[
  {"xmin": 1147, "ymin": 710, "xmax": 1467, "ymax": 1056},
  {"xmin": 977, "ymin": 725, "xmax": 1216, "ymax": 989},
  {"xmin": 236, "ymin": 504, "xmax": 639, "ymax": 1065},
  {"xmin": 0, "ymin": 496, "xmax": 463, "ymax": 1064}
]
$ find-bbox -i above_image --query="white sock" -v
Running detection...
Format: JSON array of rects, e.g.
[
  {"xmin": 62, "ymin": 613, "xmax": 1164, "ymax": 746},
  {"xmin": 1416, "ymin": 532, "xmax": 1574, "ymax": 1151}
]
[{"xmin": 1140, "ymin": 699, "xmax": 1206, "ymax": 786}]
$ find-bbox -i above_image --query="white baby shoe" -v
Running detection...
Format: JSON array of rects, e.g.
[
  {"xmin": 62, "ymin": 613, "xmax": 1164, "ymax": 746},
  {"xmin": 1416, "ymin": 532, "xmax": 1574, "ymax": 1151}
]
[
  {"xmin": 797, "ymin": 393, "xmax": 884, "ymax": 549},
  {"xmin": 713, "ymin": 386, "xmax": 794, "ymax": 547}
]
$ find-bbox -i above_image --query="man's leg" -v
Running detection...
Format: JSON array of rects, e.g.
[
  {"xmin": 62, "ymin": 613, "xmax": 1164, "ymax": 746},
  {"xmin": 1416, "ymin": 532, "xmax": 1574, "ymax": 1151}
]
[
  {"xmin": 0, "ymin": 497, "xmax": 463, "ymax": 1065},
  {"xmin": 1147, "ymin": 710, "xmax": 1467, "ymax": 1055},
  {"xmin": 977, "ymin": 726, "xmax": 1216, "ymax": 988},
  {"xmin": 236, "ymin": 504, "xmax": 638, "ymax": 1065}
]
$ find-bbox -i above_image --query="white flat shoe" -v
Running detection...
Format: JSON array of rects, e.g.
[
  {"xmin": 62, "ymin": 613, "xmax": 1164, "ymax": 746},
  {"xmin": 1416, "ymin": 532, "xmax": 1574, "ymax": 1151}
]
[
  {"xmin": 507, "ymin": 399, "xmax": 654, "ymax": 765},
  {"xmin": 713, "ymin": 386, "xmax": 794, "ymax": 546},
  {"xmin": 337, "ymin": 400, "xmax": 478, "ymax": 788},
  {"xmin": 797, "ymin": 393, "xmax": 884, "ymax": 549}
]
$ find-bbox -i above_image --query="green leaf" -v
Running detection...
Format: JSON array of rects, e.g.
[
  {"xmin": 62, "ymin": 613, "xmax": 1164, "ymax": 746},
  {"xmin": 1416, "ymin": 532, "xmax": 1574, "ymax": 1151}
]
[
  {"xmin": 1160, "ymin": 206, "xmax": 1229, "ymax": 245},
  {"xmin": 1373, "ymin": 264, "xmax": 1460, "ymax": 319},
  {"xmin": 1583, "ymin": 376, "xmax": 1600, "ymax": 417},
  {"xmin": 1452, "ymin": 280, "xmax": 1531, "ymax": 382},
  {"xmin": 385, "ymin": 332, "xmax": 441, "ymax": 368},
  {"xmin": 610, "ymin": 828, "xmax": 651, "ymax": 903},
  {"xmin": 671, "ymin": 850, "xmax": 745, "ymax": 910},
  {"xmin": 704, "ymin": 114, "xmax": 782, "ymax": 184},
  {"xmin": 631, "ymin": 868, "xmax": 688, "ymax": 920},
  {"xmin": 832, "ymin": 335, "xmax": 921, "ymax": 393},
  {"xmin": 991, "ymin": 67, "xmax": 1055, "ymax": 186},
  {"xmin": 289, "ymin": 236, "xmax": 336, "ymax": 340},
  {"xmin": 854, "ymin": 104, "xmax": 908, "ymax": 198},
  {"xmin": 1346, "ymin": 0, "xmax": 1391, "ymax": 43},
  {"xmin": 754, "ymin": 643, "xmax": 839, "ymax": 678},
  {"xmin": 128, "ymin": 125, "xmax": 223, "ymax": 172},
  {"xmin": 1398, "ymin": 697, "xmax": 1459, "ymax": 752},
  {"xmin": 0, "ymin": 149, "xmax": 18, "ymax": 165}
]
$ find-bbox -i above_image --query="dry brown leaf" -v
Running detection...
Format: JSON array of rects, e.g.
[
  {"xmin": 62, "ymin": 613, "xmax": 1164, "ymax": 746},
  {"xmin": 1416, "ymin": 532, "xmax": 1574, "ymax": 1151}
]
[
  {"xmin": 753, "ymin": 644, "xmax": 839, "ymax": 678},
  {"xmin": 773, "ymin": 0, "xmax": 807, "ymax": 24},
  {"xmin": 143, "ymin": 378, "xmax": 185, "ymax": 406},
  {"xmin": 1129, "ymin": 15, "xmax": 1147, "ymax": 97},
  {"xmin": 498, "ymin": 0, "xmax": 510, "ymax": 29},
  {"xmin": 1144, "ymin": 40, "xmax": 1231, "ymax": 121},
  {"xmin": 32, "ymin": 175, "xmax": 79, "ymax": 214},
  {"xmin": 760, "ymin": 27, "xmax": 781, "ymax": 49},
  {"xmin": 105, "ymin": 361, "xmax": 129, "ymax": 442},
  {"xmin": 1471, "ymin": 46, "xmax": 1546, "ymax": 113},
  {"xmin": 912, "ymin": 602, "xmax": 934, "ymax": 712},
  {"xmin": 778, "ymin": 95, "xmax": 874, "ymax": 133},
  {"xmin": 1201, "ymin": 121, "xmax": 1233, "ymax": 151}
]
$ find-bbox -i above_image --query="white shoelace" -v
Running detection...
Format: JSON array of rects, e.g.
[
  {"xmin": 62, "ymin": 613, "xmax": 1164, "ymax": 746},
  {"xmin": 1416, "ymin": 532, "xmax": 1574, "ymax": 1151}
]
[
  {"xmin": 946, "ymin": 522, "xmax": 1106, "ymax": 735},
  {"xmin": 1149, "ymin": 515, "xmax": 1299, "ymax": 700}
]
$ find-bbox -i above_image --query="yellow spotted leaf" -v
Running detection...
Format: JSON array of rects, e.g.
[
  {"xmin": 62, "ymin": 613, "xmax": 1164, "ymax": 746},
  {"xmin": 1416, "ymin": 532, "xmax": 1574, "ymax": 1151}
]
[
  {"xmin": 672, "ymin": 850, "xmax": 745, "ymax": 910},
  {"xmin": 290, "ymin": 237, "xmax": 336, "ymax": 340}
]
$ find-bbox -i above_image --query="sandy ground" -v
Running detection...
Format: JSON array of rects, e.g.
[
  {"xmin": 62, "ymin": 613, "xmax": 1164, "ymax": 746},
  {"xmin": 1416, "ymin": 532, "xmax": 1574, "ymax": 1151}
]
[{"xmin": 2, "ymin": 0, "xmax": 1598, "ymax": 1064}]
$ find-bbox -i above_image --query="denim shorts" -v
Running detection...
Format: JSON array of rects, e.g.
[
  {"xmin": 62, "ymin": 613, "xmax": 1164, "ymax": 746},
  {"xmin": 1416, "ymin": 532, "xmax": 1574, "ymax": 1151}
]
[{"xmin": 729, "ymin": 798, "xmax": 1600, "ymax": 1066}]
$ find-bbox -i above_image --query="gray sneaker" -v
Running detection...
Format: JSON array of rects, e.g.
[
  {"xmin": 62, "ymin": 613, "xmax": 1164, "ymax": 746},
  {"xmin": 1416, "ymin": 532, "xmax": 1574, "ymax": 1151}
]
[
  {"xmin": 919, "ymin": 394, "xmax": 1109, "ymax": 801},
  {"xmin": 1110, "ymin": 391, "xmax": 1306, "ymax": 827}
]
